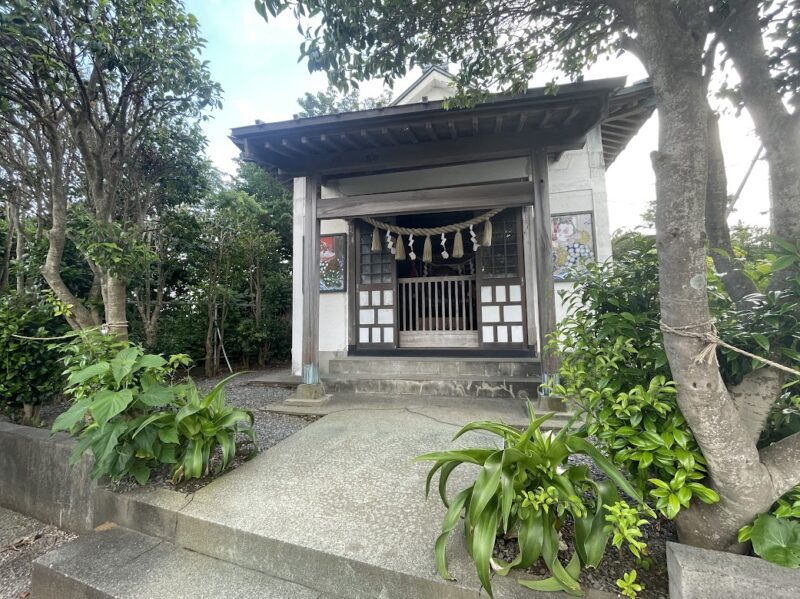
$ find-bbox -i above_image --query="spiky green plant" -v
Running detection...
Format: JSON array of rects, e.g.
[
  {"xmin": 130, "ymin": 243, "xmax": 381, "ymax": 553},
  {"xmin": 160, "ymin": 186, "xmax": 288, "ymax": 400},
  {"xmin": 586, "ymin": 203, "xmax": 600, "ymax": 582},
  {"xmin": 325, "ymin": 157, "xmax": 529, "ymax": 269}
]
[{"xmin": 416, "ymin": 406, "xmax": 644, "ymax": 597}]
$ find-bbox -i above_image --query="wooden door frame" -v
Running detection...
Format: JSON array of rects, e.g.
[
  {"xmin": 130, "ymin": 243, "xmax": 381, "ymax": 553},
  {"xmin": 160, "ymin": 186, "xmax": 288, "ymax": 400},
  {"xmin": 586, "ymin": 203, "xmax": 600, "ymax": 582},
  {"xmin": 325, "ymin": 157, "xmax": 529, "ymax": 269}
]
[
  {"xmin": 476, "ymin": 206, "xmax": 529, "ymax": 350},
  {"xmin": 351, "ymin": 219, "xmax": 398, "ymax": 350}
]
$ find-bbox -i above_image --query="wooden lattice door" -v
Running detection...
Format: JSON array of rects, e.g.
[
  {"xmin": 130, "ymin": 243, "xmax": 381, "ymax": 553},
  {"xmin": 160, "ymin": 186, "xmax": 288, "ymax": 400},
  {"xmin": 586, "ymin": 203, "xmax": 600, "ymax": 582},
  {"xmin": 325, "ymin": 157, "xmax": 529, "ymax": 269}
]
[
  {"xmin": 354, "ymin": 222, "xmax": 397, "ymax": 348},
  {"xmin": 476, "ymin": 208, "xmax": 528, "ymax": 348}
]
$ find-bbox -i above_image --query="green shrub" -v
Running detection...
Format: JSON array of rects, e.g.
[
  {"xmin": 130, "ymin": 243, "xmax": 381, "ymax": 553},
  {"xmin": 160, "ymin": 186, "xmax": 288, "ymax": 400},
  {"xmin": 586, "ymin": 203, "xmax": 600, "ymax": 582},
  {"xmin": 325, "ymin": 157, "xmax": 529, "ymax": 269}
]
[
  {"xmin": 417, "ymin": 406, "xmax": 645, "ymax": 597},
  {"xmin": 52, "ymin": 345, "xmax": 254, "ymax": 484},
  {"xmin": 547, "ymin": 236, "xmax": 718, "ymax": 518},
  {"xmin": 0, "ymin": 294, "xmax": 66, "ymax": 423},
  {"xmin": 552, "ymin": 230, "xmax": 800, "ymax": 566}
]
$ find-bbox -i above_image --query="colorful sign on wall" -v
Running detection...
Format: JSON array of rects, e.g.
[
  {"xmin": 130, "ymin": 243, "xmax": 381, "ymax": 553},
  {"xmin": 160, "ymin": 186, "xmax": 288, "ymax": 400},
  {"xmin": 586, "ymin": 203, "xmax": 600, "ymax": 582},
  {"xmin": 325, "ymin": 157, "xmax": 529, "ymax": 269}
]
[
  {"xmin": 551, "ymin": 212, "xmax": 596, "ymax": 281},
  {"xmin": 320, "ymin": 233, "xmax": 347, "ymax": 292}
]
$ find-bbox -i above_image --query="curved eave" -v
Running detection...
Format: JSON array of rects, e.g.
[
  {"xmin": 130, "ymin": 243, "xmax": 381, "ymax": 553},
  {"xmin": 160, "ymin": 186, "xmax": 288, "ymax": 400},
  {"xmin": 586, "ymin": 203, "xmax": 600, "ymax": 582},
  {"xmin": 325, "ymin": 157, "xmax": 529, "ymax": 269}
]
[{"xmin": 601, "ymin": 81, "xmax": 656, "ymax": 167}]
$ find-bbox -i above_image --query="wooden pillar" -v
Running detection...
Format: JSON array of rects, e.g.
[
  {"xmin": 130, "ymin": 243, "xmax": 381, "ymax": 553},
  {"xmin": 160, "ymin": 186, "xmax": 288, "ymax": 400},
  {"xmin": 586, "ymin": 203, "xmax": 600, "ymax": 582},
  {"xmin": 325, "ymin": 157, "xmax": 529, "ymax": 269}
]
[
  {"xmin": 300, "ymin": 174, "xmax": 322, "ymax": 389},
  {"xmin": 532, "ymin": 149, "xmax": 559, "ymax": 379}
]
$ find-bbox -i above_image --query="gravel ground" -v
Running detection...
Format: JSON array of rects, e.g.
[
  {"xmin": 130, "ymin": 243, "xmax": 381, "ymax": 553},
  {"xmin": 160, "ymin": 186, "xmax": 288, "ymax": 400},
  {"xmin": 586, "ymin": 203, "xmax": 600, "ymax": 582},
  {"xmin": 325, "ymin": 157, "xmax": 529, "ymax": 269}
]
[
  {"xmin": 492, "ymin": 453, "xmax": 675, "ymax": 598},
  {"xmin": 0, "ymin": 508, "xmax": 77, "ymax": 599}
]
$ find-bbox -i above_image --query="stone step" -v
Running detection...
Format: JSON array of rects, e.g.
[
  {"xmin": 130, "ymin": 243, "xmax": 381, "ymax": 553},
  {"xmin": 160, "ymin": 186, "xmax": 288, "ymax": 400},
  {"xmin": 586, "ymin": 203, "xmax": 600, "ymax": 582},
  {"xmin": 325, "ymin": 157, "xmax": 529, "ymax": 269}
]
[
  {"xmin": 328, "ymin": 357, "xmax": 541, "ymax": 378},
  {"xmin": 32, "ymin": 525, "xmax": 331, "ymax": 599},
  {"xmin": 322, "ymin": 373, "xmax": 542, "ymax": 400}
]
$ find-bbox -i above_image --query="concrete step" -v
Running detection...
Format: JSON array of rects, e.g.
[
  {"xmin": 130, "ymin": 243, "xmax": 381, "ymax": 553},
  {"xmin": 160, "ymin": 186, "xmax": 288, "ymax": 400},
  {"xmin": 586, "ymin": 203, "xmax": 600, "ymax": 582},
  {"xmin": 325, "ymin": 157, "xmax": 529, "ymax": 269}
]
[
  {"xmin": 322, "ymin": 373, "xmax": 542, "ymax": 400},
  {"xmin": 328, "ymin": 357, "xmax": 541, "ymax": 378},
  {"xmin": 32, "ymin": 525, "xmax": 331, "ymax": 599}
]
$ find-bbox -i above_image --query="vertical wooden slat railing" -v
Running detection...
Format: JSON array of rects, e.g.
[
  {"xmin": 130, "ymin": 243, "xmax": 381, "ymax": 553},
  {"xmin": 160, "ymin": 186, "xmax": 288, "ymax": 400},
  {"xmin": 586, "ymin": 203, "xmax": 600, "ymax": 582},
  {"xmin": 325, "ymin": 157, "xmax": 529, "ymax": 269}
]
[{"xmin": 398, "ymin": 275, "xmax": 476, "ymax": 332}]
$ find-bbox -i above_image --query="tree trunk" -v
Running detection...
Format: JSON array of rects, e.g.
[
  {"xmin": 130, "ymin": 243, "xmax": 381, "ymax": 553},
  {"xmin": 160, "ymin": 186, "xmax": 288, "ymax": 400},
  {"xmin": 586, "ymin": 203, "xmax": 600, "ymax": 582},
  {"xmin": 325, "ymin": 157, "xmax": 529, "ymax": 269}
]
[
  {"xmin": 721, "ymin": 0, "xmax": 800, "ymax": 287},
  {"xmin": 704, "ymin": 108, "xmax": 758, "ymax": 307},
  {"xmin": 41, "ymin": 181, "xmax": 97, "ymax": 330},
  {"xmin": 634, "ymin": 1, "xmax": 778, "ymax": 551},
  {"xmin": 9, "ymin": 201, "xmax": 25, "ymax": 294},
  {"xmin": 205, "ymin": 298, "xmax": 216, "ymax": 377},
  {"xmin": 102, "ymin": 273, "xmax": 129, "ymax": 341},
  {"xmin": 1, "ymin": 202, "xmax": 12, "ymax": 294}
]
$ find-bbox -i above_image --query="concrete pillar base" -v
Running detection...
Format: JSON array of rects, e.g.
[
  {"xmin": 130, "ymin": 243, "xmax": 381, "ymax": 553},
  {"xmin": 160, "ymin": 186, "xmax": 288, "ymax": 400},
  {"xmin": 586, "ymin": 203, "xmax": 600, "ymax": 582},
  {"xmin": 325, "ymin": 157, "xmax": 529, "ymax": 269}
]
[{"xmin": 287, "ymin": 383, "xmax": 329, "ymax": 407}]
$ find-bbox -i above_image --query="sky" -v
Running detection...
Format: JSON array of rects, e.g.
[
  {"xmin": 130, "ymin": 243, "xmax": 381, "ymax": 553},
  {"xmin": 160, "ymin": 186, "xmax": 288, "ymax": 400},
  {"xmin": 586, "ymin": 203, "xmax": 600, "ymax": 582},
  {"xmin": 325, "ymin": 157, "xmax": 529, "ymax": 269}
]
[{"xmin": 185, "ymin": 0, "xmax": 772, "ymax": 233}]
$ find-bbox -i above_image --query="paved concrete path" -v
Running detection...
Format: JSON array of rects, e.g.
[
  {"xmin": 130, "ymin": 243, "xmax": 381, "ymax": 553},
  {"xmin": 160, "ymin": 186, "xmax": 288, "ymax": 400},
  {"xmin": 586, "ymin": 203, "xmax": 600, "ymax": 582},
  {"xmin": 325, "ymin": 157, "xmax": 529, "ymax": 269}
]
[{"xmin": 152, "ymin": 408, "xmax": 605, "ymax": 598}]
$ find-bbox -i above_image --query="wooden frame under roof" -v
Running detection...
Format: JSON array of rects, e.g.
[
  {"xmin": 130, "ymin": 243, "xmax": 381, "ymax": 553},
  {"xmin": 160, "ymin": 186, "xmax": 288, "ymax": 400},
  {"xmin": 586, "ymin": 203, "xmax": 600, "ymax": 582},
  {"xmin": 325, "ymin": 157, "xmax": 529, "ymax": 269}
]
[{"xmin": 230, "ymin": 77, "xmax": 654, "ymax": 180}]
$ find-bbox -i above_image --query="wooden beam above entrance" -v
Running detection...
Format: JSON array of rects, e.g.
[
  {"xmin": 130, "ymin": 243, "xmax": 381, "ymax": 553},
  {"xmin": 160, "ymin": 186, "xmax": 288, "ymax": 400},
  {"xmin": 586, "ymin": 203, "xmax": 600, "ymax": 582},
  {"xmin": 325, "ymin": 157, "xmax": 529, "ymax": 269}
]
[{"xmin": 317, "ymin": 180, "xmax": 535, "ymax": 219}]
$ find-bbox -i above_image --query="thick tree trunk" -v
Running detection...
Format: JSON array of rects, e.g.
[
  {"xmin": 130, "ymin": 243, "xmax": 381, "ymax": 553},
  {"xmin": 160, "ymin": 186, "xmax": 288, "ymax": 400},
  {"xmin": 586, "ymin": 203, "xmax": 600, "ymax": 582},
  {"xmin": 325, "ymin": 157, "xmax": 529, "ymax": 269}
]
[
  {"xmin": 722, "ymin": 0, "xmax": 800, "ymax": 287},
  {"xmin": 634, "ymin": 1, "xmax": 780, "ymax": 551},
  {"xmin": 101, "ymin": 274, "xmax": 128, "ymax": 341},
  {"xmin": 41, "ymin": 182, "xmax": 97, "ymax": 330},
  {"xmin": 704, "ymin": 109, "xmax": 758, "ymax": 307}
]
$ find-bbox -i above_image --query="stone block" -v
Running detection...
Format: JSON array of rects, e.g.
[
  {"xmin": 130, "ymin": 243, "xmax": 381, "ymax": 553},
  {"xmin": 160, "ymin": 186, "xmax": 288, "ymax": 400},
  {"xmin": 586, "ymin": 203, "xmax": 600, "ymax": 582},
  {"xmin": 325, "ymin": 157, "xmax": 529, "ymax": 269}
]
[
  {"xmin": 667, "ymin": 541, "xmax": 800, "ymax": 599},
  {"xmin": 0, "ymin": 423, "xmax": 97, "ymax": 533},
  {"xmin": 32, "ymin": 526, "xmax": 321, "ymax": 599}
]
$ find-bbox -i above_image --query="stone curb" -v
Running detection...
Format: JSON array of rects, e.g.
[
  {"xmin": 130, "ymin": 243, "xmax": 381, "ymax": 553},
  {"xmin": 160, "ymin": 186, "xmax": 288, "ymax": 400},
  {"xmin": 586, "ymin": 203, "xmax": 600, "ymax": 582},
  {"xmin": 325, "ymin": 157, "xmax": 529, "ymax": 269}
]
[
  {"xmin": 667, "ymin": 541, "xmax": 800, "ymax": 599},
  {"xmin": 0, "ymin": 422, "xmax": 98, "ymax": 533}
]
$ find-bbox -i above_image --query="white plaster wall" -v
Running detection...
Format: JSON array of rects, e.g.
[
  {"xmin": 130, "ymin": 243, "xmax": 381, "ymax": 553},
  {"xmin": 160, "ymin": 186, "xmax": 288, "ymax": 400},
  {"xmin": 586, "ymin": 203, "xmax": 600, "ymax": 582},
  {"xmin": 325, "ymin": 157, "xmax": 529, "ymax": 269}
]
[
  {"xmin": 548, "ymin": 126, "xmax": 611, "ymax": 321},
  {"xmin": 292, "ymin": 127, "xmax": 612, "ymax": 370}
]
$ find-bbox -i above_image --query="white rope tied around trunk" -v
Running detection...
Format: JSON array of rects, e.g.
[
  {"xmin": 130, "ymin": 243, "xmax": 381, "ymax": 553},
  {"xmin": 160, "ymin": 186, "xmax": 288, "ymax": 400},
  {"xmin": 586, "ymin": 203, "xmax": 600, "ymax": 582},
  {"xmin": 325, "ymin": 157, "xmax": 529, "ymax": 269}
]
[{"xmin": 660, "ymin": 321, "xmax": 800, "ymax": 377}]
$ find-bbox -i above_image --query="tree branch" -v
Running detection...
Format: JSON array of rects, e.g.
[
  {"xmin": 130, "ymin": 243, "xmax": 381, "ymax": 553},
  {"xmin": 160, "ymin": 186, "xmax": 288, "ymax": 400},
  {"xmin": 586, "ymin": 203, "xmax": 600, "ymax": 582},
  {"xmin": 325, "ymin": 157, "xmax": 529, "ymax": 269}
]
[
  {"xmin": 704, "ymin": 107, "xmax": 758, "ymax": 308},
  {"xmin": 761, "ymin": 431, "xmax": 800, "ymax": 497},
  {"xmin": 728, "ymin": 368, "xmax": 785, "ymax": 446}
]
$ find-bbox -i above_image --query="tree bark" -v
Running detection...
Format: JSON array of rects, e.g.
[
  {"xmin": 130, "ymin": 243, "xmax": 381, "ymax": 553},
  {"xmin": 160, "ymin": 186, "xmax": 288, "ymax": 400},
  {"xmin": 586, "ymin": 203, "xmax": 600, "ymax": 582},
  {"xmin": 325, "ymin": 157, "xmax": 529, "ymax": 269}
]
[
  {"xmin": 102, "ymin": 273, "xmax": 128, "ymax": 341},
  {"xmin": 721, "ymin": 0, "xmax": 800, "ymax": 288},
  {"xmin": 704, "ymin": 108, "xmax": 758, "ymax": 307},
  {"xmin": 205, "ymin": 296, "xmax": 216, "ymax": 377},
  {"xmin": 633, "ymin": 0, "xmax": 779, "ymax": 550},
  {"xmin": 41, "ymin": 179, "xmax": 97, "ymax": 330},
  {"xmin": 728, "ymin": 368, "xmax": 785, "ymax": 447},
  {"xmin": 1, "ymin": 202, "xmax": 12, "ymax": 294}
]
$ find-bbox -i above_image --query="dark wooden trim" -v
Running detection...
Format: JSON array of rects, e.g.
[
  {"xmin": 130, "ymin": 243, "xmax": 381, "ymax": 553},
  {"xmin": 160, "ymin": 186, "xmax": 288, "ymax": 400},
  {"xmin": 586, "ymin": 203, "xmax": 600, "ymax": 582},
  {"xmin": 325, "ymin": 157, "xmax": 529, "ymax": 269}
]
[
  {"xmin": 347, "ymin": 346, "xmax": 537, "ymax": 359},
  {"xmin": 317, "ymin": 180, "xmax": 534, "ymax": 219},
  {"xmin": 279, "ymin": 126, "xmax": 590, "ymax": 177},
  {"xmin": 532, "ymin": 151, "xmax": 558, "ymax": 375},
  {"xmin": 347, "ymin": 220, "xmax": 357, "ymax": 348},
  {"xmin": 301, "ymin": 176, "xmax": 321, "ymax": 384}
]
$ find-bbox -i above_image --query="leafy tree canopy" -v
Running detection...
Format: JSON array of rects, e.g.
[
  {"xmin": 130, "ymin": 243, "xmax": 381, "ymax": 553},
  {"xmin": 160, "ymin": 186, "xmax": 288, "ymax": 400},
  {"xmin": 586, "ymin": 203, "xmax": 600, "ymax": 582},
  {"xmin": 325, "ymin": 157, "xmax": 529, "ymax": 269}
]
[{"xmin": 296, "ymin": 84, "xmax": 393, "ymax": 117}]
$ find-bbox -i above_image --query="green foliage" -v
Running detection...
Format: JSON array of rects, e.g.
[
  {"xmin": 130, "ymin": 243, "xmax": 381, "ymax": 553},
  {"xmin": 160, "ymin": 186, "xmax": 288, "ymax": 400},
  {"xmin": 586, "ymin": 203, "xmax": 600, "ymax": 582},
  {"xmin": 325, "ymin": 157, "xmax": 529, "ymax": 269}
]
[
  {"xmin": 70, "ymin": 210, "xmax": 156, "ymax": 279},
  {"xmin": 739, "ymin": 514, "xmax": 800, "ymax": 568},
  {"xmin": 0, "ymin": 293, "xmax": 65, "ymax": 416},
  {"xmin": 417, "ymin": 406, "xmax": 644, "ymax": 597},
  {"xmin": 738, "ymin": 487, "xmax": 800, "ymax": 567},
  {"xmin": 255, "ymin": 0, "xmax": 623, "ymax": 102},
  {"xmin": 58, "ymin": 329, "xmax": 130, "ymax": 401},
  {"xmin": 295, "ymin": 84, "xmax": 393, "ymax": 118},
  {"xmin": 53, "ymin": 345, "xmax": 254, "ymax": 485},
  {"xmin": 616, "ymin": 569, "xmax": 644, "ymax": 599},
  {"xmin": 604, "ymin": 501, "xmax": 649, "ymax": 562},
  {"xmin": 548, "ymin": 235, "xmax": 719, "ymax": 519}
]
